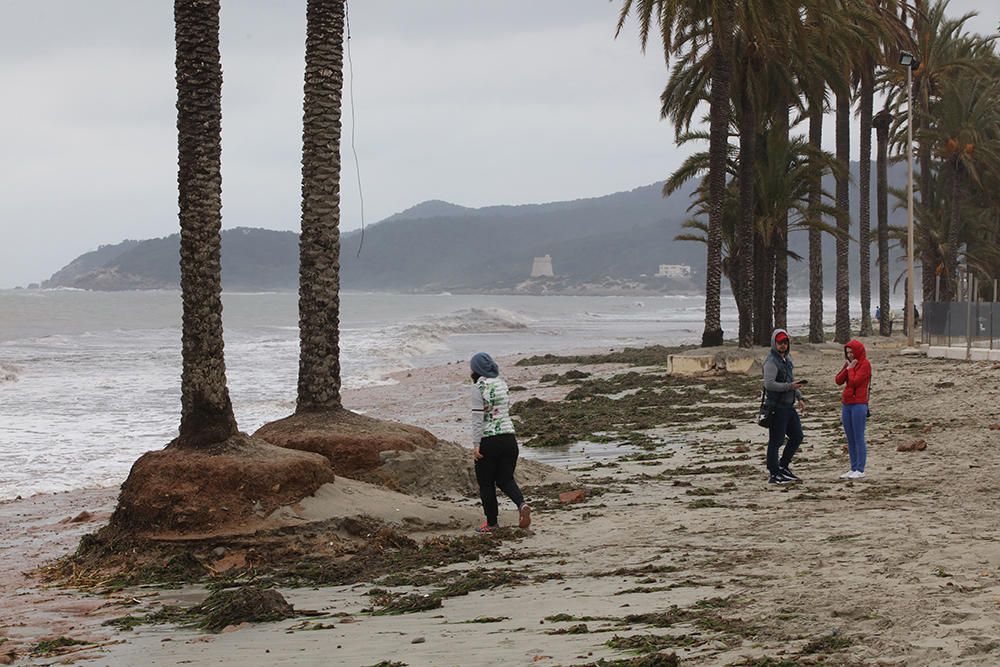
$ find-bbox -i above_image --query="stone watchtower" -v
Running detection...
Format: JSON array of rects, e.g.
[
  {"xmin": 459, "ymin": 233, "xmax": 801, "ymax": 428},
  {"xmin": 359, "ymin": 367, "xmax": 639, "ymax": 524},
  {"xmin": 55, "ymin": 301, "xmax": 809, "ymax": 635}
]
[{"xmin": 531, "ymin": 254, "xmax": 554, "ymax": 277}]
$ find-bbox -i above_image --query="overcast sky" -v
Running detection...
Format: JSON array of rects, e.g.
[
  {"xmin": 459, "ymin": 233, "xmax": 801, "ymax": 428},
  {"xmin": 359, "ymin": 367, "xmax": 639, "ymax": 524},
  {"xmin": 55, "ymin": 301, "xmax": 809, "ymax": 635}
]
[{"xmin": 1, "ymin": 1, "xmax": 997, "ymax": 288}]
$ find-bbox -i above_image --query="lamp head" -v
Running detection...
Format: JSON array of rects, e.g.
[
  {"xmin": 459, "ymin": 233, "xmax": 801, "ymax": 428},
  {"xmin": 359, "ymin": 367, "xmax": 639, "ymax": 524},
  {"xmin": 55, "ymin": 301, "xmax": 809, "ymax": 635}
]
[{"xmin": 899, "ymin": 50, "xmax": 920, "ymax": 70}]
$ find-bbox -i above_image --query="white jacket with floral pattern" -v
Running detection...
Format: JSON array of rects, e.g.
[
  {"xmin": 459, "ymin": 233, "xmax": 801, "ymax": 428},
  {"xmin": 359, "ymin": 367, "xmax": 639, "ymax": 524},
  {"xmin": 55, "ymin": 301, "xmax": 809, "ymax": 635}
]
[{"xmin": 470, "ymin": 377, "xmax": 515, "ymax": 445}]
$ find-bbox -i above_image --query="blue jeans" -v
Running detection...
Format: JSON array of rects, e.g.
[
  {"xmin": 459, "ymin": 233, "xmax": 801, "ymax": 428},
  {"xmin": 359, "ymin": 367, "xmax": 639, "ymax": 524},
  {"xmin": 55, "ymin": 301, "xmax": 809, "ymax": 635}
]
[
  {"xmin": 841, "ymin": 403, "xmax": 868, "ymax": 472},
  {"xmin": 767, "ymin": 407, "xmax": 803, "ymax": 475}
]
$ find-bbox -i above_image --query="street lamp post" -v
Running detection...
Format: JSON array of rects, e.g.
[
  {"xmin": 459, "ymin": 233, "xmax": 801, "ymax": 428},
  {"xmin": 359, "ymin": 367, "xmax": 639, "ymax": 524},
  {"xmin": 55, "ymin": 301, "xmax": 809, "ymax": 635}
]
[{"xmin": 900, "ymin": 50, "xmax": 919, "ymax": 349}]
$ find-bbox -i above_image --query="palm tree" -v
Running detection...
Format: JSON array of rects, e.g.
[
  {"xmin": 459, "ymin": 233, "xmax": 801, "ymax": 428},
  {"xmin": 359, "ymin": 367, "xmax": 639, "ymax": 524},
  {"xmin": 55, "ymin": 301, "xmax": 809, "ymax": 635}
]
[
  {"xmin": 104, "ymin": 0, "xmax": 336, "ymax": 538},
  {"xmin": 834, "ymin": 81, "xmax": 853, "ymax": 344},
  {"xmin": 730, "ymin": 3, "xmax": 804, "ymax": 344},
  {"xmin": 735, "ymin": 56, "xmax": 758, "ymax": 347},
  {"xmin": 757, "ymin": 127, "xmax": 843, "ymax": 344},
  {"xmin": 858, "ymin": 65, "xmax": 875, "ymax": 336},
  {"xmin": 884, "ymin": 4, "xmax": 999, "ymax": 301},
  {"xmin": 796, "ymin": 3, "xmax": 860, "ymax": 343},
  {"xmin": 748, "ymin": 3, "xmax": 837, "ymax": 335},
  {"xmin": 670, "ymin": 130, "xmax": 842, "ymax": 338},
  {"xmin": 771, "ymin": 113, "xmax": 790, "ymax": 333},
  {"xmin": 826, "ymin": 1, "xmax": 888, "ymax": 343},
  {"xmin": 647, "ymin": 0, "xmax": 816, "ymax": 346},
  {"xmin": 925, "ymin": 74, "xmax": 1000, "ymax": 299},
  {"xmin": 855, "ymin": 1, "xmax": 914, "ymax": 337},
  {"xmin": 873, "ymin": 108, "xmax": 893, "ymax": 334},
  {"xmin": 297, "ymin": 0, "xmax": 345, "ymax": 411},
  {"xmin": 255, "ymin": 0, "xmax": 438, "ymax": 480},
  {"xmin": 807, "ymin": 103, "xmax": 826, "ymax": 342},
  {"xmin": 893, "ymin": 0, "xmax": 988, "ymax": 300},
  {"xmin": 174, "ymin": 0, "xmax": 238, "ymax": 447},
  {"xmin": 618, "ymin": 0, "xmax": 736, "ymax": 347}
]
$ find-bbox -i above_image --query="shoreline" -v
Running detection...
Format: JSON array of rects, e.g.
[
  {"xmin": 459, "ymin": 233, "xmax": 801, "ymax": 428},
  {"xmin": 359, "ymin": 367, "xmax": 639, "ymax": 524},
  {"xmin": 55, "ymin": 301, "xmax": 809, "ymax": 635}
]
[{"xmin": 3, "ymin": 339, "xmax": 1000, "ymax": 665}]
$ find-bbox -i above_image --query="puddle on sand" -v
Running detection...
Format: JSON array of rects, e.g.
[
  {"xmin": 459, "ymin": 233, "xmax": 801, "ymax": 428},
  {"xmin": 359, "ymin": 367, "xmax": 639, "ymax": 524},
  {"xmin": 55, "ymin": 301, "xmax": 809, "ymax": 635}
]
[{"xmin": 520, "ymin": 439, "xmax": 640, "ymax": 469}]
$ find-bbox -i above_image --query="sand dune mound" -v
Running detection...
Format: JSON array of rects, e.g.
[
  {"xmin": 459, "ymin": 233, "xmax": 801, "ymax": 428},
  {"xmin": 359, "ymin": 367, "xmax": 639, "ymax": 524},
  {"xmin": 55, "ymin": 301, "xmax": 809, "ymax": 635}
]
[
  {"xmin": 256, "ymin": 408, "xmax": 568, "ymax": 497},
  {"xmin": 109, "ymin": 434, "xmax": 335, "ymax": 537},
  {"xmin": 255, "ymin": 408, "xmax": 436, "ymax": 475}
]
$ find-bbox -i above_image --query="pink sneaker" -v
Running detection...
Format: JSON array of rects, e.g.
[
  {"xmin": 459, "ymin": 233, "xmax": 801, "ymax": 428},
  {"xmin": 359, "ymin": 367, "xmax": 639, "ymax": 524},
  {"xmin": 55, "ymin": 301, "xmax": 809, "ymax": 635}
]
[{"xmin": 475, "ymin": 521, "xmax": 498, "ymax": 534}]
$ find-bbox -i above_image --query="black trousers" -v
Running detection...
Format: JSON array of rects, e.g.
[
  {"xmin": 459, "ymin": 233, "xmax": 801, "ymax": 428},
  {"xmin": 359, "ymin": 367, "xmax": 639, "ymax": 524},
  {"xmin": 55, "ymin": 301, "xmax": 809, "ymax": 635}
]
[
  {"xmin": 767, "ymin": 406, "xmax": 803, "ymax": 474},
  {"xmin": 475, "ymin": 433, "xmax": 524, "ymax": 526}
]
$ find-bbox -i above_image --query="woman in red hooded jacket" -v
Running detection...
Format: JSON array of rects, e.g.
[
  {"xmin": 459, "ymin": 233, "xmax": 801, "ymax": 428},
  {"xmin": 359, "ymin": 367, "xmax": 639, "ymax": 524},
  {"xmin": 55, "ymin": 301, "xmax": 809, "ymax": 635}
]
[{"xmin": 835, "ymin": 339, "xmax": 871, "ymax": 480}]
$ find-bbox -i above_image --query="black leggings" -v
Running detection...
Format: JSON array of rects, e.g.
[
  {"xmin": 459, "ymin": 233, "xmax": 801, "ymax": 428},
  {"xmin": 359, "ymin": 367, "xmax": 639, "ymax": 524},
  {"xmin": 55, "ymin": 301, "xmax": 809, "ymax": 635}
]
[{"xmin": 475, "ymin": 433, "xmax": 525, "ymax": 526}]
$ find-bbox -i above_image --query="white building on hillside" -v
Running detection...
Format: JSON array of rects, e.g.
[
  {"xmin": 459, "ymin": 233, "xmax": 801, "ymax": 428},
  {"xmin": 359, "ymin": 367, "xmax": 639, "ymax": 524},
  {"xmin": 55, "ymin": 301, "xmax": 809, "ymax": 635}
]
[
  {"xmin": 531, "ymin": 255, "xmax": 554, "ymax": 277},
  {"xmin": 657, "ymin": 264, "xmax": 692, "ymax": 279}
]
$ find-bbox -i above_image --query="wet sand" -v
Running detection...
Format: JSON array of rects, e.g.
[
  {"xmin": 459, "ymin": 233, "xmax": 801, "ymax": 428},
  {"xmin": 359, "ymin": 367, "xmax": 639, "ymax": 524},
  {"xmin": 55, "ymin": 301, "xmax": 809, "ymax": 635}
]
[{"xmin": 3, "ymin": 340, "xmax": 1000, "ymax": 666}]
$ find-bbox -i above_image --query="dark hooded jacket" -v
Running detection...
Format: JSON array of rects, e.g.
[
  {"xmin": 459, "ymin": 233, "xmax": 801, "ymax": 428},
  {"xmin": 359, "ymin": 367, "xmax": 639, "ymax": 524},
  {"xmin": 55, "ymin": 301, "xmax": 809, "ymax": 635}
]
[
  {"xmin": 835, "ymin": 339, "xmax": 871, "ymax": 404},
  {"xmin": 762, "ymin": 328, "xmax": 803, "ymax": 408}
]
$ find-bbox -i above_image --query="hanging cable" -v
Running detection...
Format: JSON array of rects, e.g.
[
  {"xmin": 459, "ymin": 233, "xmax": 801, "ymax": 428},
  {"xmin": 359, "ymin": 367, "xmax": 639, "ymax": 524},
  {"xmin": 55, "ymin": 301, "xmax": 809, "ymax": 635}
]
[{"xmin": 345, "ymin": 1, "xmax": 366, "ymax": 257}]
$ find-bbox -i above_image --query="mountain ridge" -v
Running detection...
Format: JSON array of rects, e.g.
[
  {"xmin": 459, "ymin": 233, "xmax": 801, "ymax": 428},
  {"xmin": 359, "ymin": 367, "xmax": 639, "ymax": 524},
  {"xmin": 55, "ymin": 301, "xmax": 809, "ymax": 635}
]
[{"xmin": 40, "ymin": 169, "xmax": 908, "ymax": 293}]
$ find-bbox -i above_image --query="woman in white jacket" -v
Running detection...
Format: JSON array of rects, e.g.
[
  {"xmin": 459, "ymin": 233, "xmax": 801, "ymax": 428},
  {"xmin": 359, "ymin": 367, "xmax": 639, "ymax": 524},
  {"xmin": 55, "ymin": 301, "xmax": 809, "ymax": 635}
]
[{"xmin": 469, "ymin": 352, "xmax": 531, "ymax": 533}]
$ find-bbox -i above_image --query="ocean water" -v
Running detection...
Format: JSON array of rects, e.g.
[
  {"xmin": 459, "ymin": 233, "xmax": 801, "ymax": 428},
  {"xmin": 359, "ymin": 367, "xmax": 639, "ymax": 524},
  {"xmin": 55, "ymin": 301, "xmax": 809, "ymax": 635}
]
[{"xmin": 0, "ymin": 289, "xmax": 837, "ymax": 500}]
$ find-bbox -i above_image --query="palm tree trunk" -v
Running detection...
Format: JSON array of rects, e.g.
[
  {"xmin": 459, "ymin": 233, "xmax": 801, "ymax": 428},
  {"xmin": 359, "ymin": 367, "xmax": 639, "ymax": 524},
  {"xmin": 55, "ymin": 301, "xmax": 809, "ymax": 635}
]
[
  {"xmin": 943, "ymin": 164, "xmax": 962, "ymax": 301},
  {"xmin": 773, "ymin": 106, "xmax": 789, "ymax": 331},
  {"xmin": 917, "ymin": 105, "xmax": 937, "ymax": 302},
  {"xmin": 874, "ymin": 109, "xmax": 892, "ymax": 336},
  {"xmin": 834, "ymin": 88, "xmax": 852, "ymax": 344},
  {"xmin": 297, "ymin": 0, "xmax": 346, "ymax": 412},
  {"xmin": 751, "ymin": 235, "xmax": 761, "ymax": 345},
  {"xmin": 773, "ymin": 223, "xmax": 788, "ymax": 331},
  {"xmin": 857, "ymin": 65, "xmax": 874, "ymax": 336},
  {"xmin": 737, "ymin": 81, "xmax": 756, "ymax": 348},
  {"xmin": 913, "ymin": 5, "xmax": 935, "ymax": 304},
  {"xmin": 754, "ymin": 233, "xmax": 774, "ymax": 346},
  {"xmin": 174, "ymin": 0, "xmax": 239, "ymax": 447},
  {"xmin": 808, "ymin": 103, "xmax": 824, "ymax": 343},
  {"xmin": 725, "ymin": 259, "xmax": 743, "ymax": 339},
  {"xmin": 703, "ymin": 1, "xmax": 735, "ymax": 348}
]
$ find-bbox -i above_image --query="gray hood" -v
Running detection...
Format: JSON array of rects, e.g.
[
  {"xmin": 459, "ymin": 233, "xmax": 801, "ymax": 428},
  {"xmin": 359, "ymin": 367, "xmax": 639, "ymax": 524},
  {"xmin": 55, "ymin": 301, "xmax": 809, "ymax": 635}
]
[{"xmin": 770, "ymin": 328, "xmax": 790, "ymax": 355}]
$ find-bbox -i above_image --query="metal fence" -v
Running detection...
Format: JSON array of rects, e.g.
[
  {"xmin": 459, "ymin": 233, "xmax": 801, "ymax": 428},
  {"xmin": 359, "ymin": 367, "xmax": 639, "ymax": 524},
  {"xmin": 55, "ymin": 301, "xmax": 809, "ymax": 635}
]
[{"xmin": 922, "ymin": 301, "xmax": 1000, "ymax": 349}]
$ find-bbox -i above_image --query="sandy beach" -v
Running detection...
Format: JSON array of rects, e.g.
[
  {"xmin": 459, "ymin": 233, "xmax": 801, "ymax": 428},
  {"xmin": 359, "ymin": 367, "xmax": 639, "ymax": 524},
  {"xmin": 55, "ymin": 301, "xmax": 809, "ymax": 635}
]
[{"xmin": 3, "ymin": 339, "xmax": 1000, "ymax": 666}]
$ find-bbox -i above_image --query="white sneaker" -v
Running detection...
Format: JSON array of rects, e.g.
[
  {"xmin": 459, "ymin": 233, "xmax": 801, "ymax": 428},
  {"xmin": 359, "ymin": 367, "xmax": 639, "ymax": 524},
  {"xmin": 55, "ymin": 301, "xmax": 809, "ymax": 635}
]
[
  {"xmin": 848, "ymin": 470, "xmax": 865, "ymax": 480},
  {"xmin": 839, "ymin": 470, "xmax": 855, "ymax": 480}
]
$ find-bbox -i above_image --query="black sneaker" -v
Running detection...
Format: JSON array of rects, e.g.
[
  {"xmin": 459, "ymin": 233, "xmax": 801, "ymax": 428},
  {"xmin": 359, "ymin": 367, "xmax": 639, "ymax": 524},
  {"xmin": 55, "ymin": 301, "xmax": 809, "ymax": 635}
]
[
  {"xmin": 768, "ymin": 475, "xmax": 792, "ymax": 485},
  {"xmin": 779, "ymin": 467, "xmax": 800, "ymax": 481}
]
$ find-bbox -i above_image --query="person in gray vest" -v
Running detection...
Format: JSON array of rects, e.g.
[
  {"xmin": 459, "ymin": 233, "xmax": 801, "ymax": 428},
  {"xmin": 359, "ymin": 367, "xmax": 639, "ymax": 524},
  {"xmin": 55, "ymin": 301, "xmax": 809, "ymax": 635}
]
[{"xmin": 762, "ymin": 329, "xmax": 807, "ymax": 484}]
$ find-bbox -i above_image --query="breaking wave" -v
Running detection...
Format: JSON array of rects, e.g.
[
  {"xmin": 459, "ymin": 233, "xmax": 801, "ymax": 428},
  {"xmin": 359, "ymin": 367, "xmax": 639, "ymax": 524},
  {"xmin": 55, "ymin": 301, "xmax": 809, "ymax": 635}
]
[{"xmin": 363, "ymin": 308, "xmax": 532, "ymax": 367}]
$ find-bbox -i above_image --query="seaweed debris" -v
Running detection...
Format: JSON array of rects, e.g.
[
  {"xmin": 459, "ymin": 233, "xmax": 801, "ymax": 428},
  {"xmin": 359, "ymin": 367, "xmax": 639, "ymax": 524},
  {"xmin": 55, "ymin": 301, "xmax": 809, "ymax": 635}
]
[{"xmin": 516, "ymin": 345, "xmax": 689, "ymax": 367}]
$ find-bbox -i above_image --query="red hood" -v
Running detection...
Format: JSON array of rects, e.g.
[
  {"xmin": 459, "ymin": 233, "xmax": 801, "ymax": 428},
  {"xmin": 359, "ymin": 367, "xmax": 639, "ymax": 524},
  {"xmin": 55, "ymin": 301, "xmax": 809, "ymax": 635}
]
[{"xmin": 844, "ymin": 339, "xmax": 867, "ymax": 362}]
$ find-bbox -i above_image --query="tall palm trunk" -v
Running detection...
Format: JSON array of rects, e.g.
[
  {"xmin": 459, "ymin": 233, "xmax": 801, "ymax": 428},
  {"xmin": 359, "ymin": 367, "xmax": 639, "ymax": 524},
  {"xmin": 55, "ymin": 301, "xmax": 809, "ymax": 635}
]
[
  {"xmin": 703, "ymin": 1, "xmax": 735, "ymax": 348},
  {"xmin": 773, "ymin": 106, "xmax": 789, "ymax": 331},
  {"xmin": 943, "ymin": 164, "xmax": 962, "ymax": 301},
  {"xmin": 918, "ymin": 121, "xmax": 937, "ymax": 302},
  {"xmin": 754, "ymin": 234, "xmax": 775, "ymax": 346},
  {"xmin": 857, "ymin": 65, "xmax": 874, "ymax": 336},
  {"xmin": 773, "ymin": 222, "xmax": 788, "ymax": 331},
  {"xmin": 873, "ymin": 109, "xmax": 892, "ymax": 336},
  {"xmin": 736, "ymin": 81, "xmax": 756, "ymax": 348},
  {"xmin": 912, "ymin": 7, "xmax": 936, "ymax": 303},
  {"xmin": 808, "ymin": 103, "xmax": 824, "ymax": 343},
  {"xmin": 175, "ymin": 0, "xmax": 238, "ymax": 447},
  {"xmin": 751, "ymin": 236, "xmax": 761, "ymax": 344},
  {"xmin": 297, "ymin": 0, "xmax": 345, "ymax": 412},
  {"xmin": 834, "ymin": 88, "xmax": 852, "ymax": 344}
]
